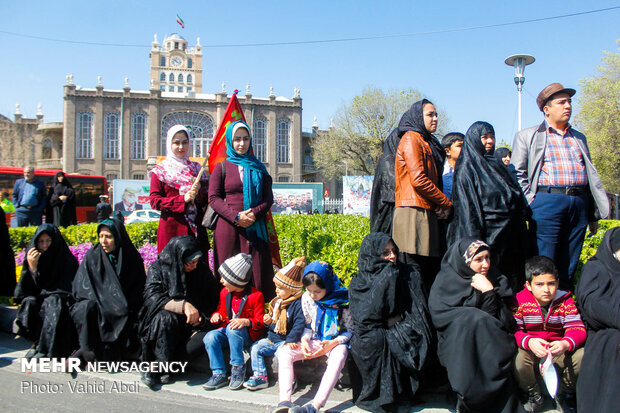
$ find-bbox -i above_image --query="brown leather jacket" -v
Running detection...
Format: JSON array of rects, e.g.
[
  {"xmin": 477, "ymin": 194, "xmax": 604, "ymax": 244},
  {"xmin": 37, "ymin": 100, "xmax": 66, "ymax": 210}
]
[{"xmin": 395, "ymin": 131, "xmax": 451, "ymax": 209}]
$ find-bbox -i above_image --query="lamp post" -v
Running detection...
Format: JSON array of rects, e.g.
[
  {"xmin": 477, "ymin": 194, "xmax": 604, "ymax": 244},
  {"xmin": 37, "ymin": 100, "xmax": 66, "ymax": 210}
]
[{"xmin": 505, "ymin": 54, "xmax": 535, "ymax": 131}]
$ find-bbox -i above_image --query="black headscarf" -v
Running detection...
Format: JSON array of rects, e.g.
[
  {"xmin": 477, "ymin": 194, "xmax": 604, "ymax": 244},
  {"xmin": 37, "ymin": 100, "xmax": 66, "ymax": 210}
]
[
  {"xmin": 370, "ymin": 128, "xmax": 401, "ymax": 235},
  {"xmin": 49, "ymin": 171, "xmax": 76, "ymax": 227},
  {"xmin": 350, "ymin": 233, "xmax": 433, "ymax": 411},
  {"xmin": 14, "ymin": 224, "xmax": 78, "ymax": 302},
  {"xmin": 448, "ymin": 121, "xmax": 529, "ymax": 287},
  {"xmin": 0, "ymin": 208, "xmax": 16, "ymax": 296},
  {"xmin": 494, "ymin": 147, "xmax": 511, "ymax": 164},
  {"xmin": 397, "ymin": 99, "xmax": 446, "ymax": 181},
  {"xmin": 72, "ymin": 216, "xmax": 145, "ymax": 342}
]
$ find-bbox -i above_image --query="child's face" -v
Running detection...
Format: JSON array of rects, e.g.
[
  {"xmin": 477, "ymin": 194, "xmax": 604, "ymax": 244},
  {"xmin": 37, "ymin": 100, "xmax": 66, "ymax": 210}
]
[
  {"xmin": 445, "ymin": 140, "xmax": 463, "ymax": 160},
  {"xmin": 275, "ymin": 285, "xmax": 292, "ymax": 300},
  {"xmin": 305, "ymin": 283, "xmax": 327, "ymax": 301},
  {"xmin": 526, "ymin": 273, "xmax": 558, "ymax": 307},
  {"xmin": 220, "ymin": 278, "xmax": 244, "ymax": 293}
]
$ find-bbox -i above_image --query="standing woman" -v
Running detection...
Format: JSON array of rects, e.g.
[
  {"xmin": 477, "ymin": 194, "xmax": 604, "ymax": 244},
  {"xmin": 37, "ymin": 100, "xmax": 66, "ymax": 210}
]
[
  {"xmin": 394, "ymin": 99, "xmax": 452, "ymax": 292},
  {"xmin": 48, "ymin": 171, "xmax": 77, "ymax": 227},
  {"xmin": 447, "ymin": 122, "xmax": 529, "ymax": 288},
  {"xmin": 208, "ymin": 120, "xmax": 275, "ymax": 300},
  {"xmin": 150, "ymin": 125, "xmax": 209, "ymax": 254},
  {"xmin": 370, "ymin": 128, "xmax": 400, "ymax": 236},
  {"xmin": 0, "ymin": 208, "xmax": 16, "ymax": 296},
  {"xmin": 14, "ymin": 224, "xmax": 78, "ymax": 358}
]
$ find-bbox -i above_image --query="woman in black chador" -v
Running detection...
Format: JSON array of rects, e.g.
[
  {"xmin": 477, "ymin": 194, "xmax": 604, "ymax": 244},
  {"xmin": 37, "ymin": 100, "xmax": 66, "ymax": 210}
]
[
  {"xmin": 447, "ymin": 121, "xmax": 529, "ymax": 289},
  {"xmin": 14, "ymin": 224, "xmax": 78, "ymax": 358},
  {"xmin": 0, "ymin": 208, "xmax": 16, "ymax": 296},
  {"xmin": 350, "ymin": 232, "xmax": 433, "ymax": 412},
  {"xmin": 70, "ymin": 217, "xmax": 145, "ymax": 361},
  {"xmin": 429, "ymin": 237, "xmax": 524, "ymax": 413},
  {"xmin": 139, "ymin": 235, "xmax": 220, "ymax": 388},
  {"xmin": 48, "ymin": 171, "xmax": 77, "ymax": 227},
  {"xmin": 575, "ymin": 227, "xmax": 620, "ymax": 413},
  {"xmin": 369, "ymin": 128, "xmax": 400, "ymax": 236}
]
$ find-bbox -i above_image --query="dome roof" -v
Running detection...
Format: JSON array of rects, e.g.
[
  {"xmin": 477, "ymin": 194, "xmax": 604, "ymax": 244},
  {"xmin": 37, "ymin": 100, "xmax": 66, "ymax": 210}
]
[{"xmin": 165, "ymin": 33, "xmax": 186, "ymax": 41}]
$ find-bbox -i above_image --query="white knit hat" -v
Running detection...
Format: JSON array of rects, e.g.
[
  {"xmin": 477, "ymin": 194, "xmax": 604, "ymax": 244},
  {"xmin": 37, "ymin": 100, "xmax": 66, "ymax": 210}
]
[{"xmin": 219, "ymin": 253, "xmax": 253, "ymax": 288}]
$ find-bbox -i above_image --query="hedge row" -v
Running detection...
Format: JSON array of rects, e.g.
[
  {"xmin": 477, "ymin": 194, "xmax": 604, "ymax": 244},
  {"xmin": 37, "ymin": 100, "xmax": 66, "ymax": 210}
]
[{"xmin": 9, "ymin": 217, "xmax": 619, "ymax": 287}]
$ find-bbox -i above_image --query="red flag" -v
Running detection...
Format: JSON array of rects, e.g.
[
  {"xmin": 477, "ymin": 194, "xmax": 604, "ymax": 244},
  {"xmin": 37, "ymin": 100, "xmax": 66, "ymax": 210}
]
[
  {"xmin": 324, "ymin": 186, "xmax": 329, "ymax": 198},
  {"xmin": 207, "ymin": 90, "xmax": 282, "ymax": 268}
]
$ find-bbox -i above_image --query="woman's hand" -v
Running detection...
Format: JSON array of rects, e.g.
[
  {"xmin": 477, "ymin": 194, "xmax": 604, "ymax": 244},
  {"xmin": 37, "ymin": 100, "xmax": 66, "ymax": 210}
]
[
  {"xmin": 184, "ymin": 188, "xmax": 198, "ymax": 203},
  {"xmin": 26, "ymin": 247, "xmax": 41, "ymax": 272},
  {"xmin": 184, "ymin": 301, "xmax": 201, "ymax": 326},
  {"xmin": 236, "ymin": 210, "xmax": 256, "ymax": 228},
  {"xmin": 471, "ymin": 273, "xmax": 494, "ymax": 293}
]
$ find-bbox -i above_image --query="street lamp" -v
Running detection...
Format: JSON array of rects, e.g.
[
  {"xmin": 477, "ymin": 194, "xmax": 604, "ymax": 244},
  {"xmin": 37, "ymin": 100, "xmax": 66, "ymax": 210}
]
[{"xmin": 505, "ymin": 54, "xmax": 535, "ymax": 131}]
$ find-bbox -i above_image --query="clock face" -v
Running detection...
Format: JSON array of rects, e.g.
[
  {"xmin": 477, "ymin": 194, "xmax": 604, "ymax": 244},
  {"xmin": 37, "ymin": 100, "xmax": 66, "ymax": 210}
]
[{"xmin": 171, "ymin": 57, "xmax": 183, "ymax": 67}]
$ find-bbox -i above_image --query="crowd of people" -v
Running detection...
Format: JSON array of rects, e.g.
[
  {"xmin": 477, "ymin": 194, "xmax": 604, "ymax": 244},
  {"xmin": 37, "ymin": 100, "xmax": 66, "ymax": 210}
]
[{"xmin": 0, "ymin": 82, "xmax": 618, "ymax": 413}]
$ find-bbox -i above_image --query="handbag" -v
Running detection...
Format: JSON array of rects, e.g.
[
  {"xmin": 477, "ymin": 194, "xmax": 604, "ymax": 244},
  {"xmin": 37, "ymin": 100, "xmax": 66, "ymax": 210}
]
[{"xmin": 202, "ymin": 162, "xmax": 225, "ymax": 230}]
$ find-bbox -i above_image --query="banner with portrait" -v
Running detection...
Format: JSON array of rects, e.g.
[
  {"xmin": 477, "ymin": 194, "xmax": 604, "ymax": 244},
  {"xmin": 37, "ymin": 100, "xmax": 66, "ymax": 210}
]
[
  {"xmin": 342, "ymin": 176, "xmax": 374, "ymax": 216},
  {"xmin": 112, "ymin": 179, "xmax": 151, "ymax": 214},
  {"xmin": 271, "ymin": 183, "xmax": 323, "ymax": 214}
]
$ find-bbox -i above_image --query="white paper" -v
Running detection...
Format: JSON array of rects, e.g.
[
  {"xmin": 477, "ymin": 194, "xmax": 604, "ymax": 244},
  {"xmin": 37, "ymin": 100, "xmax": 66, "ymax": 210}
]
[{"xmin": 539, "ymin": 349, "xmax": 558, "ymax": 398}]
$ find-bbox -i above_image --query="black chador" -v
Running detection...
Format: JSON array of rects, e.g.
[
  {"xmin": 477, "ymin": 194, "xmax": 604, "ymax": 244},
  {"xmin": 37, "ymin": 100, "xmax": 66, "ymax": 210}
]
[
  {"xmin": 48, "ymin": 172, "xmax": 77, "ymax": 227},
  {"xmin": 0, "ymin": 208, "xmax": 16, "ymax": 296},
  {"xmin": 575, "ymin": 227, "xmax": 620, "ymax": 413},
  {"xmin": 429, "ymin": 237, "xmax": 524, "ymax": 413},
  {"xmin": 14, "ymin": 224, "xmax": 78, "ymax": 358},
  {"xmin": 70, "ymin": 217, "xmax": 145, "ymax": 361},
  {"xmin": 139, "ymin": 236, "xmax": 220, "ymax": 374},
  {"xmin": 370, "ymin": 128, "xmax": 400, "ymax": 236},
  {"xmin": 350, "ymin": 232, "xmax": 433, "ymax": 412}
]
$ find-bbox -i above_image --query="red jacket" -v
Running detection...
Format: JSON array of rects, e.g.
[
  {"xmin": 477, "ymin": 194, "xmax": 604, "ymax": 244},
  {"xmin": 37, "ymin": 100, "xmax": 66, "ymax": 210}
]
[
  {"xmin": 212, "ymin": 286, "xmax": 265, "ymax": 342},
  {"xmin": 512, "ymin": 287, "xmax": 587, "ymax": 352}
]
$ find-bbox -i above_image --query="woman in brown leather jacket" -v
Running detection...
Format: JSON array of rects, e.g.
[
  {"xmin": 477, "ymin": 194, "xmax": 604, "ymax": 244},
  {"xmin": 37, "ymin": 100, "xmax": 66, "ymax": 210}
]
[{"xmin": 393, "ymin": 99, "xmax": 451, "ymax": 292}]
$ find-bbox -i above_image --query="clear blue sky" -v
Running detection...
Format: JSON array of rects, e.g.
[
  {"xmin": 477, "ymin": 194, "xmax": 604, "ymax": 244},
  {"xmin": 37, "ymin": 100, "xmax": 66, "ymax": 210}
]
[{"xmin": 1, "ymin": 1, "xmax": 618, "ymax": 143}]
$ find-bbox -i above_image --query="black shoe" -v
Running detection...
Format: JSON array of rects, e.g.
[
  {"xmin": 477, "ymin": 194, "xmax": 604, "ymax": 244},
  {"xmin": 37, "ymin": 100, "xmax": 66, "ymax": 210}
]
[
  {"xmin": 556, "ymin": 392, "xmax": 576, "ymax": 413},
  {"xmin": 523, "ymin": 390, "xmax": 545, "ymax": 413},
  {"xmin": 141, "ymin": 372, "xmax": 157, "ymax": 389},
  {"xmin": 159, "ymin": 374, "xmax": 171, "ymax": 385}
]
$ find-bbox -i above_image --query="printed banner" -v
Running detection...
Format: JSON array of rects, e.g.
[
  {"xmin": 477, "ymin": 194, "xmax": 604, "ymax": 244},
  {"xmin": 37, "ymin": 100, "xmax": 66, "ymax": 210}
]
[
  {"xmin": 112, "ymin": 179, "xmax": 151, "ymax": 213},
  {"xmin": 342, "ymin": 176, "xmax": 373, "ymax": 216}
]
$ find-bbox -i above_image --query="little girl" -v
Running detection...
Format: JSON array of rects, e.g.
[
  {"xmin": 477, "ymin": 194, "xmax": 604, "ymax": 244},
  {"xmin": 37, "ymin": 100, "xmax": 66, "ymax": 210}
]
[{"xmin": 272, "ymin": 260, "xmax": 353, "ymax": 413}]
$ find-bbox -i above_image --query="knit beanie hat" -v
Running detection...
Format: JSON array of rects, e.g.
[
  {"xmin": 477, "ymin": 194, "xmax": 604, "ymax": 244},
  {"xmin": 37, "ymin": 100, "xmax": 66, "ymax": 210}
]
[
  {"xmin": 273, "ymin": 257, "xmax": 306, "ymax": 292},
  {"xmin": 219, "ymin": 253, "xmax": 253, "ymax": 288}
]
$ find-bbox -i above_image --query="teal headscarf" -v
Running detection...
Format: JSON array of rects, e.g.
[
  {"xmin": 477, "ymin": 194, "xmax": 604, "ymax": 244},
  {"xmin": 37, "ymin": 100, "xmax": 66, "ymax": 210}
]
[{"xmin": 225, "ymin": 120, "xmax": 270, "ymax": 242}]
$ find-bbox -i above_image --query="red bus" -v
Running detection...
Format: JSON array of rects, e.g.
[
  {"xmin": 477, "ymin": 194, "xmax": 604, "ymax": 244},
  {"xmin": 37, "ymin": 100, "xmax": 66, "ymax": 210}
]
[{"xmin": 0, "ymin": 166, "xmax": 108, "ymax": 226}]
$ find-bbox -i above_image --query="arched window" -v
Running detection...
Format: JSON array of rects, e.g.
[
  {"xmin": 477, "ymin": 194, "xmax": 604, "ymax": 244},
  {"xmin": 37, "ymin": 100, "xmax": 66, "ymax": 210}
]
[
  {"xmin": 178, "ymin": 73, "xmax": 183, "ymax": 83},
  {"xmin": 187, "ymin": 74, "xmax": 193, "ymax": 83},
  {"xmin": 160, "ymin": 72, "xmax": 165, "ymax": 82},
  {"xmin": 104, "ymin": 112, "xmax": 120, "ymax": 159},
  {"xmin": 131, "ymin": 113, "xmax": 147, "ymax": 159},
  {"xmin": 253, "ymin": 118, "xmax": 267, "ymax": 162},
  {"xmin": 160, "ymin": 56, "xmax": 165, "ymax": 66},
  {"xmin": 76, "ymin": 111, "xmax": 93, "ymax": 158},
  {"xmin": 42, "ymin": 139, "xmax": 53, "ymax": 159},
  {"xmin": 188, "ymin": 58, "xmax": 193, "ymax": 69},
  {"xmin": 276, "ymin": 120, "xmax": 290, "ymax": 163},
  {"xmin": 160, "ymin": 111, "xmax": 214, "ymax": 157},
  {"xmin": 169, "ymin": 73, "xmax": 174, "ymax": 82}
]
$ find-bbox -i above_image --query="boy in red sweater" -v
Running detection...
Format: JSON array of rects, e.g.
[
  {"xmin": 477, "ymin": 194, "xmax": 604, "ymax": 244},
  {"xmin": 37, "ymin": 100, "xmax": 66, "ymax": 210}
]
[
  {"xmin": 202, "ymin": 253, "xmax": 265, "ymax": 391},
  {"xmin": 512, "ymin": 256, "xmax": 586, "ymax": 413}
]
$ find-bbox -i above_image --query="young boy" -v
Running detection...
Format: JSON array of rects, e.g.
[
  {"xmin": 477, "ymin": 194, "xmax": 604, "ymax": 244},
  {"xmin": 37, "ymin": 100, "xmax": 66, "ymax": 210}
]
[
  {"xmin": 512, "ymin": 256, "xmax": 586, "ymax": 413},
  {"xmin": 243, "ymin": 257, "xmax": 306, "ymax": 390},
  {"xmin": 203, "ymin": 253, "xmax": 265, "ymax": 390},
  {"xmin": 441, "ymin": 132, "xmax": 464, "ymax": 200}
]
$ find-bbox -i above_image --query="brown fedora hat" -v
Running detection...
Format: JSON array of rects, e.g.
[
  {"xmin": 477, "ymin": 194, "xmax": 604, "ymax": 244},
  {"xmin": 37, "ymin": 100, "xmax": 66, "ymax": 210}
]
[{"xmin": 537, "ymin": 83, "xmax": 576, "ymax": 111}]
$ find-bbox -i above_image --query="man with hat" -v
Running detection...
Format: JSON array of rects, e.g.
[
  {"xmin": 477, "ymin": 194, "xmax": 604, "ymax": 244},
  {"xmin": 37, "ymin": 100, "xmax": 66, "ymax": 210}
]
[
  {"xmin": 511, "ymin": 83, "xmax": 609, "ymax": 289},
  {"xmin": 95, "ymin": 195, "xmax": 112, "ymax": 222}
]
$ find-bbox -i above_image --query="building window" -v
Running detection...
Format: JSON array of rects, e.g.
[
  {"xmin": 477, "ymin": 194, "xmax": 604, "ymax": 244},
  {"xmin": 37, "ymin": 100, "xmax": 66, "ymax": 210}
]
[
  {"xmin": 276, "ymin": 120, "xmax": 290, "ymax": 163},
  {"xmin": 42, "ymin": 139, "xmax": 53, "ymax": 159},
  {"xmin": 168, "ymin": 73, "xmax": 174, "ymax": 82},
  {"xmin": 187, "ymin": 86, "xmax": 192, "ymax": 92},
  {"xmin": 160, "ymin": 72, "xmax": 165, "ymax": 82},
  {"xmin": 169, "ymin": 86, "xmax": 174, "ymax": 92},
  {"xmin": 182, "ymin": 43, "xmax": 186, "ymax": 51},
  {"xmin": 130, "ymin": 113, "xmax": 147, "ymax": 159},
  {"xmin": 187, "ymin": 74, "xmax": 192, "ymax": 83},
  {"xmin": 278, "ymin": 175, "xmax": 291, "ymax": 182},
  {"xmin": 178, "ymin": 73, "xmax": 183, "ymax": 83},
  {"xmin": 160, "ymin": 85, "xmax": 165, "ymax": 91},
  {"xmin": 174, "ymin": 42, "xmax": 179, "ymax": 49},
  {"xmin": 160, "ymin": 56, "xmax": 165, "ymax": 66},
  {"xmin": 133, "ymin": 174, "xmax": 145, "ymax": 180},
  {"xmin": 106, "ymin": 173, "xmax": 118, "ymax": 182},
  {"xmin": 76, "ymin": 111, "xmax": 93, "ymax": 158},
  {"xmin": 104, "ymin": 112, "xmax": 120, "ymax": 159},
  {"xmin": 253, "ymin": 118, "xmax": 267, "ymax": 162},
  {"xmin": 160, "ymin": 111, "xmax": 214, "ymax": 156},
  {"xmin": 188, "ymin": 58, "xmax": 193, "ymax": 69},
  {"xmin": 177, "ymin": 86, "xmax": 183, "ymax": 92}
]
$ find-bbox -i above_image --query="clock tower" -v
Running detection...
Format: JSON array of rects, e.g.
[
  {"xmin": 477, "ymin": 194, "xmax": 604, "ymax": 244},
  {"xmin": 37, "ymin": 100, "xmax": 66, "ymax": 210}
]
[{"xmin": 149, "ymin": 33, "xmax": 203, "ymax": 93}]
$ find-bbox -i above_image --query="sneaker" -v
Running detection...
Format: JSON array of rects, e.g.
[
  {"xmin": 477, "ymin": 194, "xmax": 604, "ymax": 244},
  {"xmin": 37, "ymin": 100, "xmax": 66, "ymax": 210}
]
[
  {"xmin": 291, "ymin": 403, "xmax": 319, "ymax": 413},
  {"xmin": 159, "ymin": 374, "xmax": 171, "ymax": 385},
  {"xmin": 271, "ymin": 401, "xmax": 296, "ymax": 413},
  {"xmin": 203, "ymin": 373, "xmax": 228, "ymax": 390},
  {"xmin": 556, "ymin": 392, "xmax": 576, "ymax": 413},
  {"xmin": 229, "ymin": 365, "xmax": 246, "ymax": 390},
  {"xmin": 523, "ymin": 390, "xmax": 545, "ymax": 413},
  {"xmin": 244, "ymin": 375, "xmax": 268, "ymax": 390},
  {"xmin": 140, "ymin": 372, "xmax": 156, "ymax": 389}
]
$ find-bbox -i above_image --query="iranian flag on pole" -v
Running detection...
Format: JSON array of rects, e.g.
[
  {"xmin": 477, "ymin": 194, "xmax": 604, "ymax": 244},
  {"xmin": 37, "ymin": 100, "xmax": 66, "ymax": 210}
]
[
  {"xmin": 176, "ymin": 14, "xmax": 185, "ymax": 28},
  {"xmin": 207, "ymin": 90, "xmax": 282, "ymax": 268}
]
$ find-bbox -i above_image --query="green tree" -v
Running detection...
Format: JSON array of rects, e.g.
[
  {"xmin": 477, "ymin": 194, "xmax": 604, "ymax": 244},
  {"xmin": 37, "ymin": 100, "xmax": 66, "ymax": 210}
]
[
  {"xmin": 311, "ymin": 86, "xmax": 449, "ymax": 179},
  {"xmin": 575, "ymin": 41, "xmax": 620, "ymax": 193}
]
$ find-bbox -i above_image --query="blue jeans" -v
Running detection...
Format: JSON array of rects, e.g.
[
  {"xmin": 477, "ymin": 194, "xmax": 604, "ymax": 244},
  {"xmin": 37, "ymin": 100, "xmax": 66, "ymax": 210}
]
[
  {"xmin": 203, "ymin": 326, "xmax": 251, "ymax": 375},
  {"xmin": 250, "ymin": 337, "xmax": 284, "ymax": 376},
  {"xmin": 529, "ymin": 191, "xmax": 589, "ymax": 289}
]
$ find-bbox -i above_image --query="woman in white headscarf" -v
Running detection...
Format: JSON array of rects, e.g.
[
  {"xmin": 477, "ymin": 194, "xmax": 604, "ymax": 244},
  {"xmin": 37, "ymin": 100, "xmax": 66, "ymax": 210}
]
[{"xmin": 150, "ymin": 125, "xmax": 209, "ymax": 254}]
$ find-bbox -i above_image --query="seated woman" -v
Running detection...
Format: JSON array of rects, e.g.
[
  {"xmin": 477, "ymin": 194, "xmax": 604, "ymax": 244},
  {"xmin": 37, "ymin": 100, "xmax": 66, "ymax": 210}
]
[
  {"xmin": 14, "ymin": 224, "xmax": 78, "ymax": 358},
  {"xmin": 429, "ymin": 237, "xmax": 523, "ymax": 413},
  {"xmin": 139, "ymin": 235, "xmax": 220, "ymax": 388},
  {"xmin": 350, "ymin": 232, "xmax": 433, "ymax": 412},
  {"xmin": 70, "ymin": 217, "xmax": 146, "ymax": 362},
  {"xmin": 447, "ymin": 121, "xmax": 529, "ymax": 289},
  {"xmin": 575, "ymin": 227, "xmax": 620, "ymax": 413}
]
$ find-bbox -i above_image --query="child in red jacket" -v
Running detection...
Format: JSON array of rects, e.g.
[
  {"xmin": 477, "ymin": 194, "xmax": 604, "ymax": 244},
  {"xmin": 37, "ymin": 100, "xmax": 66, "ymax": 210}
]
[
  {"xmin": 202, "ymin": 253, "xmax": 265, "ymax": 391},
  {"xmin": 512, "ymin": 256, "xmax": 586, "ymax": 413}
]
